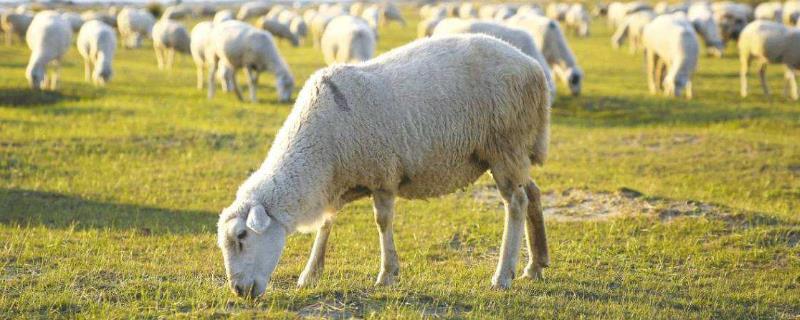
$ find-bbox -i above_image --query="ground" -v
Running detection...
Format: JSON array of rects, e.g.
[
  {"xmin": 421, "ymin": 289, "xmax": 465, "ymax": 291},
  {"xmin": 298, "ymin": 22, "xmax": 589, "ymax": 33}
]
[{"xmin": 1, "ymin": 7, "xmax": 799, "ymax": 319}]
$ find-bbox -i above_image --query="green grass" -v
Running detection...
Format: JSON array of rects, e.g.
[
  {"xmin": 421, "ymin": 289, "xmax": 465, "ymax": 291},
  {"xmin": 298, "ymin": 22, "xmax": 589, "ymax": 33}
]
[{"xmin": 1, "ymin": 9, "xmax": 799, "ymax": 319}]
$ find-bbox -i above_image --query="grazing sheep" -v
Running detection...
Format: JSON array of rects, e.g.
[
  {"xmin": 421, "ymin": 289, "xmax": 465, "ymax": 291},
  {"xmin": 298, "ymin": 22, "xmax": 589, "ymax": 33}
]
[
  {"xmin": 642, "ymin": 13, "xmax": 700, "ymax": 99},
  {"xmin": 289, "ymin": 16, "xmax": 308, "ymax": 41},
  {"xmin": 350, "ymin": 2, "xmax": 366, "ymax": 16},
  {"xmin": 507, "ymin": 13, "xmax": 584, "ymax": 96},
  {"xmin": 688, "ymin": 3, "xmax": 725, "ymax": 57},
  {"xmin": 265, "ymin": 5, "xmax": 287, "ymax": 21},
  {"xmin": 206, "ymin": 20, "xmax": 294, "ymax": 102},
  {"xmin": 81, "ymin": 10, "xmax": 116, "ymax": 28},
  {"xmin": 255, "ymin": 16, "xmax": 299, "ymax": 47},
  {"xmin": 321, "ymin": 15, "xmax": 376, "ymax": 65},
  {"xmin": 611, "ymin": 9, "xmax": 656, "ymax": 54},
  {"xmin": 738, "ymin": 20, "xmax": 800, "ymax": 100},
  {"xmin": 655, "ymin": 1, "xmax": 688, "ymax": 14},
  {"xmin": 608, "ymin": 1, "xmax": 652, "ymax": 28},
  {"xmin": 190, "ymin": 21, "xmax": 233, "ymax": 91},
  {"xmin": 237, "ymin": 1, "xmax": 271, "ymax": 21},
  {"xmin": 478, "ymin": 4, "xmax": 499, "ymax": 20},
  {"xmin": 217, "ymin": 34, "xmax": 551, "ymax": 297},
  {"xmin": 458, "ymin": 3, "xmax": 478, "ymax": 18},
  {"xmin": 433, "ymin": 18, "xmax": 556, "ymax": 97},
  {"xmin": 362, "ymin": 5, "xmax": 381, "ymax": 33},
  {"xmin": 417, "ymin": 16, "xmax": 443, "ymax": 38},
  {"xmin": 546, "ymin": 3, "xmax": 570, "ymax": 21},
  {"xmin": 593, "ymin": 3, "xmax": 609, "ymax": 17},
  {"xmin": 1, "ymin": 11, "xmax": 32, "ymax": 45},
  {"xmin": 25, "ymin": 11, "xmax": 72, "ymax": 90},
  {"xmin": 382, "ymin": 2, "xmax": 405, "ymax": 26},
  {"xmin": 712, "ymin": 2, "xmax": 752, "ymax": 44},
  {"xmin": 517, "ymin": 5, "xmax": 544, "ymax": 17},
  {"xmin": 152, "ymin": 18, "xmax": 190, "ymax": 70},
  {"xmin": 565, "ymin": 4, "xmax": 590, "ymax": 37},
  {"xmin": 77, "ymin": 20, "xmax": 116, "ymax": 86},
  {"xmin": 162, "ymin": 5, "xmax": 191, "ymax": 20},
  {"xmin": 303, "ymin": 8, "xmax": 318, "ymax": 25},
  {"xmin": 61, "ymin": 12, "xmax": 84, "ymax": 32},
  {"xmin": 755, "ymin": 2, "xmax": 783, "ymax": 22},
  {"xmin": 214, "ymin": 9, "xmax": 235, "ymax": 24},
  {"xmin": 117, "ymin": 7, "xmax": 155, "ymax": 49},
  {"xmin": 310, "ymin": 13, "xmax": 339, "ymax": 48},
  {"xmin": 784, "ymin": 1, "xmax": 800, "ymax": 25},
  {"xmin": 493, "ymin": 5, "xmax": 518, "ymax": 21}
]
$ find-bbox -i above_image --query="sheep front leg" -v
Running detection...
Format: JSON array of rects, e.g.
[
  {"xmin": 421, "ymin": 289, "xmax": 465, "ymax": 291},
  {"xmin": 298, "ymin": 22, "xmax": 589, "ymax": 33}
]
[
  {"xmin": 84, "ymin": 59, "xmax": 92, "ymax": 82},
  {"xmin": 207, "ymin": 58, "xmax": 217, "ymax": 99},
  {"xmin": 297, "ymin": 218, "xmax": 333, "ymax": 288},
  {"xmin": 195, "ymin": 64, "xmax": 204, "ymax": 90},
  {"xmin": 167, "ymin": 48, "xmax": 175, "ymax": 70},
  {"xmin": 784, "ymin": 67, "xmax": 798, "ymax": 101},
  {"xmin": 373, "ymin": 191, "xmax": 400, "ymax": 286},
  {"xmin": 740, "ymin": 54, "xmax": 750, "ymax": 97},
  {"xmin": 490, "ymin": 163, "xmax": 529, "ymax": 290},
  {"xmin": 520, "ymin": 181, "xmax": 549, "ymax": 280},
  {"xmin": 245, "ymin": 67, "xmax": 259, "ymax": 103},
  {"xmin": 154, "ymin": 46, "xmax": 164, "ymax": 70},
  {"xmin": 759, "ymin": 63, "xmax": 770, "ymax": 98},
  {"xmin": 50, "ymin": 61, "xmax": 60, "ymax": 90},
  {"xmin": 646, "ymin": 49, "xmax": 657, "ymax": 94}
]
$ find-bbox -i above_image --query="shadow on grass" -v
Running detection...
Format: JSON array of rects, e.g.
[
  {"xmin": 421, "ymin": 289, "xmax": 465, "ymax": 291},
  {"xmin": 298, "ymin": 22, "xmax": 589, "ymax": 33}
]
[
  {"xmin": 0, "ymin": 188, "xmax": 215, "ymax": 234},
  {"xmin": 0, "ymin": 88, "xmax": 80, "ymax": 107}
]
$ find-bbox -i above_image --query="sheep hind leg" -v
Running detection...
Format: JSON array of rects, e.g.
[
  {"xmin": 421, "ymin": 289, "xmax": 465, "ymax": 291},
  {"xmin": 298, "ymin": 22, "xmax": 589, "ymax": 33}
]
[
  {"xmin": 245, "ymin": 67, "xmax": 259, "ymax": 103},
  {"xmin": 50, "ymin": 61, "xmax": 60, "ymax": 90},
  {"xmin": 373, "ymin": 190, "xmax": 400, "ymax": 286},
  {"xmin": 84, "ymin": 59, "xmax": 92, "ymax": 82},
  {"xmin": 646, "ymin": 49, "xmax": 657, "ymax": 94},
  {"xmin": 297, "ymin": 218, "xmax": 333, "ymax": 288},
  {"xmin": 520, "ymin": 181, "xmax": 549, "ymax": 280},
  {"xmin": 154, "ymin": 46, "xmax": 164, "ymax": 70},
  {"xmin": 490, "ymin": 159, "xmax": 530, "ymax": 290},
  {"xmin": 195, "ymin": 64, "xmax": 204, "ymax": 90},
  {"xmin": 167, "ymin": 49, "xmax": 175, "ymax": 70},
  {"xmin": 740, "ymin": 54, "xmax": 750, "ymax": 97},
  {"xmin": 784, "ymin": 67, "xmax": 798, "ymax": 101},
  {"xmin": 759, "ymin": 63, "xmax": 770, "ymax": 98}
]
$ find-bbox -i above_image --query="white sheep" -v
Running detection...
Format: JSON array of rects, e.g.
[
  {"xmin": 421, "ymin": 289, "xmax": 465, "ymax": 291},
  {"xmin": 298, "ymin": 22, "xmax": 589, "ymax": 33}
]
[
  {"xmin": 611, "ymin": 9, "xmax": 656, "ymax": 54},
  {"xmin": 382, "ymin": 2, "xmax": 405, "ymax": 26},
  {"xmin": 546, "ymin": 3, "xmax": 569, "ymax": 21},
  {"xmin": 237, "ymin": 1, "xmax": 271, "ymax": 21},
  {"xmin": 276, "ymin": 10, "xmax": 307, "ymax": 41},
  {"xmin": 216, "ymin": 34, "xmax": 551, "ymax": 297},
  {"xmin": 77, "ymin": 20, "xmax": 116, "ymax": 86},
  {"xmin": 265, "ymin": 5, "xmax": 287, "ymax": 21},
  {"xmin": 712, "ymin": 2, "xmax": 752, "ymax": 44},
  {"xmin": 25, "ymin": 11, "xmax": 72, "ymax": 90},
  {"xmin": 754, "ymin": 2, "xmax": 783, "ymax": 22},
  {"xmin": 458, "ymin": 3, "xmax": 478, "ymax": 18},
  {"xmin": 206, "ymin": 20, "xmax": 294, "ymax": 103},
  {"xmin": 117, "ymin": 7, "xmax": 155, "ymax": 49},
  {"xmin": 350, "ymin": 2, "xmax": 366, "ymax": 16},
  {"xmin": 564, "ymin": 4, "xmax": 590, "ymax": 37},
  {"xmin": 61, "ymin": 12, "xmax": 84, "ymax": 32},
  {"xmin": 478, "ymin": 4, "xmax": 499, "ymax": 20},
  {"xmin": 310, "ymin": 13, "xmax": 339, "ymax": 48},
  {"xmin": 784, "ymin": 0, "xmax": 800, "ymax": 25},
  {"xmin": 303, "ymin": 8, "xmax": 318, "ymax": 25},
  {"xmin": 321, "ymin": 15, "xmax": 376, "ymax": 65},
  {"xmin": 361, "ymin": 5, "xmax": 381, "ymax": 34},
  {"xmin": 417, "ymin": 16, "xmax": 443, "ymax": 38},
  {"xmin": 152, "ymin": 17, "xmax": 190, "ymax": 70},
  {"xmin": 433, "ymin": 18, "xmax": 556, "ymax": 97},
  {"xmin": 493, "ymin": 5, "xmax": 518, "ymax": 21},
  {"xmin": 688, "ymin": 3, "xmax": 725, "ymax": 57},
  {"xmin": 642, "ymin": 13, "xmax": 700, "ymax": 99},
  {"xmin": 507, "ymin": 13, "xmax": 584, "ymax": 96},
  {"xmin": 213, "ymin": 9, "xmax": 235, "ymax": 24},
  {"xmin": 162, "ymin": 5, "xmax": 191, "ymax": 20},
  {"xmin": 607, "ymin": 1, "xmax": 652, "ymax": 28},
  {"xmin": 81, "ymin": 10, "xmax": 116, "ymax": 28},
  {"xmin": 255, "ymin": 16, "xmax": 299, "ymax": 47},
  {"xmin": 517, "ymin": 5, "xmax": 544, "ymax": 17},
  {"xmin": 1, "ymin": 11, "xmax": 32, "ymax": 45},
  {"xmin": 190, "ymin": 21, "xmax": 234, "ymax": 91},
  {"xmin": 738, "ymin": 20, "xmax": 800, "ymax": 100}
]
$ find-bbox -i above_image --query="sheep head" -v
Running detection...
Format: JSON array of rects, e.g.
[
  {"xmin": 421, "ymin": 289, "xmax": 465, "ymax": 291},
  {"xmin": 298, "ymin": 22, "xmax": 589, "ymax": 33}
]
[{"xmin": 217, "ymin": 200, "xmax": 287, "ymax": 298}]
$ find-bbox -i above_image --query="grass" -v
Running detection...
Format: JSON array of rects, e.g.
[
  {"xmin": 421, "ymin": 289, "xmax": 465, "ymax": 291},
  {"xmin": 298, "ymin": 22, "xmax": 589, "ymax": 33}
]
[{"xmin": 1, "ymin": 8, "xmax": 799, "ymax": 319}]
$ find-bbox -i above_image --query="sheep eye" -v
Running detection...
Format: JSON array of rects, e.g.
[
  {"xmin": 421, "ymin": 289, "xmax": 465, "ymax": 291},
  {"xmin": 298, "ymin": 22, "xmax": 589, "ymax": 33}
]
[{"xmin": 237, "ymin": 230, "xmax": 247, "ymax": 240}]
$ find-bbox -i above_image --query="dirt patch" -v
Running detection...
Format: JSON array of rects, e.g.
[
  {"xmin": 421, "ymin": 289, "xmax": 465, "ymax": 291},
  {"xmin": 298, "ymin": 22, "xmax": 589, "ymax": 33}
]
[{"xmin": 469, "ymin": 186, "xmax": 728, "ymax": 222}]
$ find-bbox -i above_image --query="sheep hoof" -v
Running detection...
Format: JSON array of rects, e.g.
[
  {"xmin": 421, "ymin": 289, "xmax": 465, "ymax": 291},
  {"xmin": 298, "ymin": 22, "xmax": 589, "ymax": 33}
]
[
  {"xmin": 375, "ymin": 269, "xmax": 398, "ymax": 286},
  {"xmin": 297, "ymin": 270, "xmax": 322, "ymax": 288},
  {"xmin": 520, "ymin": 268, "xmax": 544, "ymax": 281},
  {"xmin": 491, "ymin": 272, "xmax": 513, "ymax": 290}
]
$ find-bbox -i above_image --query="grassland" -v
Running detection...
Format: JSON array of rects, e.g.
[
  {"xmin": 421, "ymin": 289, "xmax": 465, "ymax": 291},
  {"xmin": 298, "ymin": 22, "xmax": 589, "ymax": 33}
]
[{"xmin": 1, "ymin": 7, "xmax": 799, "ymax": 319}]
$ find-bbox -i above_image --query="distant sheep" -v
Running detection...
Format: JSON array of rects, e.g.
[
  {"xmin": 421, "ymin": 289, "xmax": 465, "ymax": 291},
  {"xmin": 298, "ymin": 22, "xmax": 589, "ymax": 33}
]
[
  {"xmin": 255, "ymin": 16, "xmax": 299, "ymax": 47},
  {"xmin": 433, "ymin": 18, "xmax": 556, "ymax": 97},
  {"xmin": 546, "ymin": 3, "xmax": 569, "ymax": 21},
  {"xmin": 783, "ymin": 0, "xmax": 800, "ymax": 25},
  {"xmin": 216, "ymin": 34, "xmax": 551, "ymax": 298},
  {"xmin": 206, "ymin": 20, "xmax": 294, "ymax": 102},
  {"xmin": 162, "ymin": 5, "xmax": 191, "ymax": 20},
  {"xmin": 237, "ymin": 1, "xmax": 271, "ymax": 21},
  {"xmin": 81, "ymin": 10, "xmax": 116, "ymax": 28},
  {"xmin": 117, "ymin": 7, "xmax": 155, "ymax": 49},
  {"xmin": 321, "ymin": 15, "xmax": 376, "ymax": 65},
  {"xmin": 310, "ymin": 13, "xmax": 338, "ymax": 48},
  {"xmin": 507, "ymin": 13, "xmax": 584, "ymax": 96},
  {"xmin": 152, "ymin": 18, "xmax": 190, "ymax": 70},
  {"xmin": 213, "ymin": 10, "xmax": 235, "ymax": 24},
  {"xmin": 190, "ymin": 21, "xmax": 233, "ymax": 91},
  {"xmin": 382, "ymin": 2, "xmax": 405, "ymax": 26},
  {"xmin": 564, "ymin": 4, "xmax": 590, "ymax": 37},
  {"xmin": 688, "ymin": 3, "xmax": 725, "ymax": 57},
  {"xmin": 265, "ymin": 5, "xmax": 287, "ymax": 21},
  {"xmin": 642, "ymin": 13, "xmax": 700, "ymax": 99},
  {"xmin": 738, "ymin": 20, "xmax": 800, "ymax": 100},
  {"xmin": 458, "ymin": 3, "xmax": 478, "ymax": 18},
  {"xmin": 611, "ymin": 10, "xmax": 655, "ymax": 54},
  {"xmin": 417, "ymin": 16, "xmax": 442, "ymax": 38},
  {"xmin": 712, "ymin": 2, "xmax": 752, "ymax": 44},
  {"xmin": 77, "ymin": 20, "xmax": 116, "ymax": 86},
  {"xmin": 362, "ymin": 5, "xmax": 381, "ymax": 34},
  {"xmin": 754, "ymin": 2, "xmax": 783, "ymax": 22},
  {"xmin": 25, "ymin": 11, "xmax": 72, "ymax": 90},
  {"xmin": 1, "ymin": 11, "xmax": 32, "ymax": 45},
  {"xmin": 61, "ymin": 12, "xmax": 84, "ymax": 32}
]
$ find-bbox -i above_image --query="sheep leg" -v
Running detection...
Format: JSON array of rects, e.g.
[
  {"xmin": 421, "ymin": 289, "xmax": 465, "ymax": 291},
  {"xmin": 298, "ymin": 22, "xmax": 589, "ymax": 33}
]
[
  {"xmin": 167, "ymin": 49, "xmax": 175, "ymax": 70},
  {"xmin": 759, "ymin": 63, "xmax": 770, "ymax": 98},
  {"xmin": 373, "ymin": 190, "xmax": 400, "ymax": 286},
  {"xmin": 154, "ymin": 46, "xmax": 164, "ymax": 70},
  {"xmin": 685, "ymin": 80, "xmax": 693, "ymax": 100},
  {"xmin": 646, "ymin": 49, "xmax": 657, "ymax": 94},
  {"xmin": 84, "ymin": 59, "xmax": 92, "ymax": 82},
  {"xmin": 245, "ymin": 67, "xmax": 259, "ymax": 103},
  {"xmin": 231, "ymin": 70, "xmax": 244, "ymax": 102},
  {"xmin": 196, "ymin": 65, "xmax": 204, "ymax": 90},
  {"xmin": 50, "ymin": 61, "xmax": 60, "ymax": 90},
  {"xmin": 784, "ymin": 67, "xmax": 798, "ymax": 101},
  {"xmin": 520, "ymin": 181, "xmax": 549, "ymax": 280},
  {"xmin": 740, "ymin": 54, "xmax": 750, "ymax": 97},
  {"xmin": 207, "ymin": 58, "xmax": 217, "ymax": 99},
  {"xmin": 297, "ymin": 218, "xmax": 333, "ymax": 288},
  {"xmin": 490, "ymin": 161, "xmax": 530, "ymax": 290}
]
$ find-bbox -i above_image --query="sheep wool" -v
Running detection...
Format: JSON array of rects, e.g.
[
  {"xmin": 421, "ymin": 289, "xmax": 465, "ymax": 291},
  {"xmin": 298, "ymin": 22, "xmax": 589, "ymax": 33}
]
[
  {"xmin": 77, "ymin": 20, "xmax": 116, "ymax": 86},
  {"xmin": 321, "ymin": 15, "xmax": 376, "ymax": 65}
]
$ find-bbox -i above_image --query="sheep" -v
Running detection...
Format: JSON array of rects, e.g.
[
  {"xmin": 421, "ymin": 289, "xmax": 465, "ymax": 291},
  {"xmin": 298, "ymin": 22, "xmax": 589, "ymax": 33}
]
[
  {"xmin": 214, "ymin": 9, "xmax": 235, "ymax": 24},
  {"xmin": 255, "ymin": 16, "xmax": 299, "ymax": 47},
  {"xmin": 310, "ymin": 13, "xmax": 339, "ymax": 48},
  {"xmin": 642, "ymin": 13, "xmax": 700, "ymax": 99},
  {"xmin": 517, "ymin": 5, "xmax": 544, "ymax": 17},
  {"xmin": 507, "ymin": 13, "xmax": 584, "ymax": 96},
  {"xmin": 303, "ymin": 8, "xmax": 318, "ymax": 25},
  {"xmin": 81, "ymin": 10, "xmax": 116, "ymax": 28},
  {"xmin": 152, "ymin": 18, "xmax": 190, "ymax": 70},
  {"xmin": 350, "ymin": 2, "xmax": 366, "ymax": 16},
  {"xmin": 417, "ymin": 16, "xmax": 443, "ymax": 38},
  {"xmin": 1, "ymin": 11, "xmax": 32, "ymax": 45},
  {"xmin": 216, "ymin": 34, "xmax": 552, "ymax": 298},
  {"xmin": 361, "ymin": 5, "xmax": 381, "ymax": 35},
  {"xmin": 712, "ymin": 2, "xmax": 752, "ymax": 44},
  {"xmin": 61, "ymin": 12, "xmax": 84, "ymax": 32},
  {"xmin": 382, "ymin": 2, "xmax": 405, "ymax": 26},
  {"xmin": 190, "ymin": 21, "xmax": 234, "ymax": 91},
  {"xmin": 478, "ymin": 4, "xmax": 499, "ymax": 20},
  {"xmin": 607, "ymin": 1, "xmax": 652, "ymax": 28},
  {"xmin": 655, "ymin": 1, "xmax": 688, "ymax": 15},
  {"xmin": 784, "ymin": 1, "xmax": 800, "ymax": 25},
  {"xmin": 274, "ymin": 10, "xmax": 308, "ymax": 42},
  {"xmin": 206, "ymin": 20, "xmax": 294, "ymax": 103},
  {"xmin": 321, "ymin": 15, "xmax": 376, "ymax": 65},
  {"xmin": 117, "ymin": 7, "xmax": 155, "ymax": 49},
  {"xmin": 25, "ymin": 11, "xmax": 72, "ymax": 90},
  {"xmin": 611, "ymin": 9, "xmax": 656, "ymax": 54},
  {"xmin": 458, "ymin": 3, "xmax": 478, "ymax": 18},
  {"xmin": 265, "ymin": 5, "xmax": 287, "ymax": 21},
  {"xmin": 76, "ymin": 20, "xmax": 116, "ymax": 86},
  {"xmin": 493, "ymin": 5, "xmax": 518, "ymax": 21},
  {"xmin": 237, "ymin": 1, "xmax": 271, "ymax": 21},
  {"xmin": 738, "ymin": 20, "xmax": 800, "ymax": 100},
  {"xmin": 546, "ymin": 3, "xmax": 570, "ymax": 21},
  {"xmin": 564, "ymin": 4, "xmax": 590, "ymax": 37},
  {"xmin": 162, "ymin": 5, "xmax": 191, "ymax": 20},
  {"xmin": 755, "ymin": 2, "xmax": 783, "ymax": 22},
  {"xmin": 433, "ymin": 18, "xmax": 556, "ymax": 97},
  {"xmin": 688, "ymin": 3, "xmax": 725, "ymax": 57}
]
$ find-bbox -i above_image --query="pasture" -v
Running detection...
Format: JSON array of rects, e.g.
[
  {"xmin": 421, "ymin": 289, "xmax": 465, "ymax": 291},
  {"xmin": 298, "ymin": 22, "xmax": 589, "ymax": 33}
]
[{"xmin": 1, "ymin": 6, "xmax": 799, "ymax": 319}]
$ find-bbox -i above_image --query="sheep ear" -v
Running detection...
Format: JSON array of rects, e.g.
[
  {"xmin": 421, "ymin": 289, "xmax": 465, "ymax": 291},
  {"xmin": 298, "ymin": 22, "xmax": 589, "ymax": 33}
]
[{"xmin": 246, "ymin": 205, "xmax": 271, "ymax": 234}]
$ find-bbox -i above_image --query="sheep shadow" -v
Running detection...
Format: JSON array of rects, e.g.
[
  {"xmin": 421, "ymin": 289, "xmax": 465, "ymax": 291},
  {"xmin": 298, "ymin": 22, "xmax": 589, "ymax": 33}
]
[
  {"xmin": 0, "ymin": 88, "xmax": 79, "ymax": 107},
  {"xmin": 0, "ymin": 188, "xmax": 216, "ymax": 235}
]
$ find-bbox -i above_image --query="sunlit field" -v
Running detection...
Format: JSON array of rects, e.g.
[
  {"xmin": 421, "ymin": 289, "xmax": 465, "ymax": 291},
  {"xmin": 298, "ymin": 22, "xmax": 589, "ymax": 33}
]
[{"xmin": 1, "ymin": 5, "xmax": 799, "ymax": 319}]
